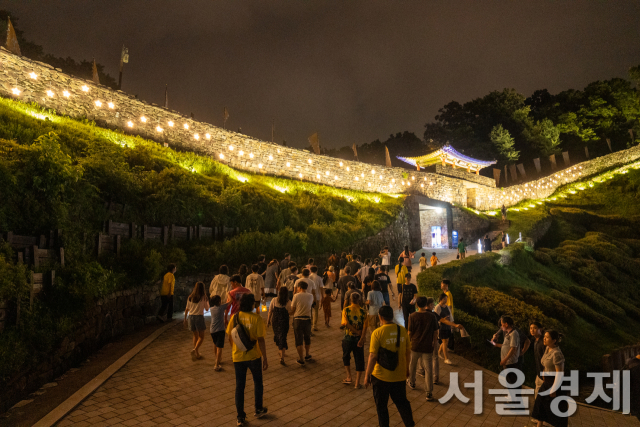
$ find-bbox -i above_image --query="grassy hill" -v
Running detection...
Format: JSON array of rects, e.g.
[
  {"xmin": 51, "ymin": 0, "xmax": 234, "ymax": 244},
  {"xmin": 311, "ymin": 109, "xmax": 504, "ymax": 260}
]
[
  {"xmin": 417, "ymin": 165, "xmax": 640, "ymax": 381},
  {"xmin": 0, "ymin": 96, "xmax": 403, "ymax": 382}
]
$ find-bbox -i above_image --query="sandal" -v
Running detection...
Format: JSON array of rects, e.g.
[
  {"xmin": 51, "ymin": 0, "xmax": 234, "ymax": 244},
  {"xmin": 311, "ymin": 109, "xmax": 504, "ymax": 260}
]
[{"xmin": 342, "ymin": 379, "xmax": 352, "ymax": 384}]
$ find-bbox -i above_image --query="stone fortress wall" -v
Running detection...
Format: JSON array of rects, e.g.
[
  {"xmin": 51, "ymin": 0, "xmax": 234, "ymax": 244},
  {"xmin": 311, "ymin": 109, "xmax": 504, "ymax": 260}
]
[{"xmin": 2, "ymin": 47, "xmax": 640, "ymax": 210}]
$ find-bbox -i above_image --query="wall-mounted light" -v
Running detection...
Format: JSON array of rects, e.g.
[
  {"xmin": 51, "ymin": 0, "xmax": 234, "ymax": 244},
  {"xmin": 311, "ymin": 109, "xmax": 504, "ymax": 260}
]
[
  {"xmin": 239, "ymin": 150, "xmax": 244, "ymax": 156},
  {"xmin": 334, "ymin": 175, "xmax": 338, "ymax": 180},
  {"xmin": 371, "ymin": 170, "xmax": 375, "ymax": 174},
  {"xmin": 339, "ymin": 162, "xmax": 343, "ymax": 167},
  {"xmin": 29, "ymin": 72, "xmax": 37, "ymax": 79},
  {"xmin": 127, "ymin": 121, "xmax": 133, "ymax": 127},
  {"xmin": 355, "ymin": 177, "xmax": 359, "ymax": 181},
  {"xmin": 81, "ymin": 85, "xmax": 89, "ymax": 92},
  {"xmin": 299, "ymin": 173, "xmax": 303, "ymax": 178},
  {"xmin": 249, "ymin": 153, "xmax": 254, "ymax": 158},
  {"xmin": 11, "ymin": 88, "xmax": 21, "ymax": 96},
  {"xmin": 286, "ymin": 162, "xmax": 291, "ymax": 167},
  {"xmin": 168, "ymin": 120, "xmax": 174, "ymax": 127},
  {"xmin": 316, "ymin": 174, "xmax": 320, "ymax": 178},
  {"xmin": 184, "ymin": 123, "xmax": 189, "ymax": 129},
  {"xmin": 325, "ymin": 171, "xmax": 329, "ymax": 176},
  {"xmin": 140, "ymin": 116, "xmax": 147, "ymax": 122},
  {"xmin": 156, "ymin": 126, "xmax": 163, "ymax": 132},
  {"xmin": 269, "ymin": 155, "xmax": 273, "ymax": 160},
  {"xmin": 258, "ymin": 163, "xmax": 263, "ymax": 169},
  {"xmin": 220, "ymin": 154, "xmax": 224, "ymax": 159},
  {"xmin": 194, "ymin": 134, "xmax": 200, "ymax": 140},
  {"xmin": 63, "ymin": 90, "xmax": 70, "ymax": 98},
  {"xmin": 368, "ymin": 183, "xmax": 371, "ymax": 187},
  {"xmin": 94, "ymin": 100, "xmax": 102, "ymax": 107},
  {"xmin": 206, "ymin": 133, "xmax": 211, "ymax": 139},
  {"xmin": 346, "ymin": 167, "xmax": 350, "ymax": 171},
  {"xmin": 108, "ymin": 102, "xmax": 115, "ymax": 109},
  {"xmin": 308, "ymin": 159, "xmax": 312, "ymax": 164},
  {"xmin": 46, "ymin": 90, "xmax": 54, "ymax": 97}
]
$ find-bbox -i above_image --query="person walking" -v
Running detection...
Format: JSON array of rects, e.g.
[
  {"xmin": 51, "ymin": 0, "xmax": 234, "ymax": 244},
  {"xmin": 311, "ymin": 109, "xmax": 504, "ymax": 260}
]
[
  {"xmin": 237, "ymin": 264, "xmax": 249, "ymax": 287},
  {"xmin": 395, "ymin": 258, "xmax": 409, "ymax": 310},
  {"xmin": 399, "ymin": 246, "xmax": 415, "ymax": 273},
  {"xmin": 323, "ymin": 266, "xmax": 336, "ymax": 291},
  {"xmin": 227, "ymin": 275, "xmax": 251, "ymax": 321},
  {"xmin": 399, "ymin": 273, "xmax": 417, "ymax": 329},
  {"xmin": 279, "ymin": 253, "xmax": 291, "ymax": 271},
  {"xmin": 283, "ymin": 265, "xmax": 298, "ymax": 301},
  {"xmin": 419, "ymin": 253, "xmax": 427, "ymax": 272},
  {"xmin": 362, "ymin": 267, "xmax": 375, "ymax": 300},
  {"xmin": 406, "ymin": 296, "xmax": 439, "ymax": 401},
  {"xmin": 379, "ymin": 246, "xmax": 391, "ymax": 267},
  {"xmin": 501, "ymin": 231, "xmax": 507, "ymax": 249},
  {"xmin": 441, "ymin": 280, "xmax": 455, "ymax": 353},
  {"xmin": 263, "ymin": 259, "xmax": 279, "ymax": 304},
  {"xmin": 341, "ymin": 293, "xmax": 368, "ymax": 388},
  {"xmin": 337, "ymin": 266, "xmax": 356, "ymax": 310},
  {"xmin": 267, "ymin": 287, "xmax": 290, "ymax": 366},
  {"xmin": 346, "ymin": 256, "xmax": 361, "ymax": 284},
  {"xmin": 430, "ymin": 252, "xmax": 439, "ymax": 267},
  {"xmin": 501, "ymin": 204, "xmax": 507, "ymax": 222},
  {"xmin": 184, "ymin": 281, "xmax": 210, "ymax": 361},
  {"xmin": 289, "ymin": 280, "xmax": 314, "ymax": 365},
  {"xmin": 277, "ymin": 261, "xmax": 295, "ymax": 290},
  {"xmin": 321, "ymin": 288, "xmax": 337, "ymax": 327},
  {"xmin": 209, "ymin": 295, "xmax": 229, "ymax": 371},
  {"xmin": 531, "ymin": 330, "xmax": 567, "ymax": 427},
  {"xmin": 493, "ymin": 316, "xmax": 520, "ymax": 387},
  {"xmin": 226, "ymin": 294, "xmax": 268, "ymax": 426},
  {"xmin": 364, "ymin": 306, "xmax": 415, "ymax": 427},
  {"xmin": 209, "ymin": 265, "xmax": 231, "ymax": 307},
  {"xmin": 483, "ymin": 235, "xmax": 492, "ymax": 253},
  {"xmin": 157, "ymin": 264, "xmax": 176, "ymax": 322},
  {"xmin": 416, "ymin": 298, "xmax": 442, "ymax": 385},
  {"xmin": 375, "ymin": 265, "xmax": 394, "ymax": 306},
  {"xmin": 246, "ymin": 265, "xmax": 265, "ymax": 311},
  {"xmin": 529, "ymin": 322, "xmax": 546, "ymax": 398},
  {"xmin": 457, "ymin": 238, "xmax": 467, "ymax": 260},
  {"xmin": 434, "ymin": 293, "xmax": 461, "ymax": 365},
  {"xmin": 309, "ymin": 266, "xmax": 324, "ymax": 331},
  {"xmin": 366, "ymin": 281, "xmax": 385, "ymax": 332},
  {"xmin": 357, "ymin": 258, "xmax": 373, "ymax": 284}
]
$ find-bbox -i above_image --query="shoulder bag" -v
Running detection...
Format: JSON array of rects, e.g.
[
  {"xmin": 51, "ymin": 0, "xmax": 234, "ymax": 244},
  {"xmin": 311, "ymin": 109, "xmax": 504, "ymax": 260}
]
[
  {"xmin": 230, "ymin": 313, "xmax": 256, "ymax": 352},
  {"xmin": 377, "ymin": 324, "xmax": 400, "ymax": 371}
]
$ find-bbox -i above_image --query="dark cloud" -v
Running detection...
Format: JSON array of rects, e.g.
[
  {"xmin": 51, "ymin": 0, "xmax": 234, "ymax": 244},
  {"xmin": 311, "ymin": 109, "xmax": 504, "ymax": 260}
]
[{"xmin": 2, "ymin": 1, "xmax": 640, "ymax": 149}]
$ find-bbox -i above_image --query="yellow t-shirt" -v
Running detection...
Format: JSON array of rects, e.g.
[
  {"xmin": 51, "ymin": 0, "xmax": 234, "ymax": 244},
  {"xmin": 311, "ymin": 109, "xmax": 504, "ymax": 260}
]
[
  {"xmin": 430, "ymin": 256, "xmax": 438, "ymax": 267},
  {"xmin": 225, "ymin": 311, "xmax": 265, "ymax": 362},
  {"xmin": 370, "ymin": 323, "xmax": 409, "ymax": 382},
  {"xmin": 395, "ymin": 265, "xmax": 408, "ymax": 285},
  {"xmin": 160, "ymin": 272, "xmax": 175, "ymax": 296},
  {"xmin": 445, "ymin": 290, "xmax": 454, "ymax": 317},
  {"xmin": 419, "ymin": 257, "xmax": 427, "ymax": 267}
]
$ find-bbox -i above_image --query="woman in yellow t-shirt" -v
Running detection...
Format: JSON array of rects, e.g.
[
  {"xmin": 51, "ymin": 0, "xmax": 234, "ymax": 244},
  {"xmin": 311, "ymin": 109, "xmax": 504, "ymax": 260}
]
[{"xmin": 395, "ymin": 258, "xmax": 408, "ymax": 309}]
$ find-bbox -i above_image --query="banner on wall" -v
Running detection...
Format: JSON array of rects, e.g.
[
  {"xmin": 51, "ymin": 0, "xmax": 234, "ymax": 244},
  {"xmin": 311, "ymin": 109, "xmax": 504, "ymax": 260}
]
[
  {"xmin": 308, "ymin": 132, "xmax": 320, "ymax": 155},
  {"xmin": 385, "ymin": 146, "xmax": 392, "ymax": 167},
  {"xmin": 92, "ymin": 59, "xmax": 100, "ymax": 84},
  {"xmin": 5, "ymin": 17, "xmax": 21, "ymax": 56},
  {"xmin": 549, "ymin": 154, "xmax": 557, "ymax": 169},
  {"xmin": 509, "ymin": 164, "xmax": 517, "ymax": 181},
  {"xmin": 517, "ymin": 163, "xmax": 526, "ymax": 178},
  {"xmin": 562, "ymin": 151, "xmax": 570, "ymax": 166},
  {"xmin": 492, "ymin": 168, "xmax": 501, "ymax": 186},
  {"xmin": 533, "ymin": 158, "xmax": 541, "ymax": 173}
]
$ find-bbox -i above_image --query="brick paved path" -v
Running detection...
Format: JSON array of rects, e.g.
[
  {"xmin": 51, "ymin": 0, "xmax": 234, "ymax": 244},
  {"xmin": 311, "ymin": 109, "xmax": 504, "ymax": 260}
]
[{"xmin": 56, "ymin": 295, "xmax": 638, "ymax": 427}]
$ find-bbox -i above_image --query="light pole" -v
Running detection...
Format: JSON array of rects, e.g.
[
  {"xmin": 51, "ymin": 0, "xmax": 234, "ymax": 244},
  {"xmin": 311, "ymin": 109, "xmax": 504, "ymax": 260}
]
[{"xmin": 118, "ymin": 45, "xmax": 129, "ymax": 90}]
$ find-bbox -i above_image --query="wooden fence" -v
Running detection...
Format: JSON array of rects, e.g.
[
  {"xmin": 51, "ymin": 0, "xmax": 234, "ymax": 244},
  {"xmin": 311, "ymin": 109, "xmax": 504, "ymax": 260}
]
[{"xmin": 602, "ymin": 343, "xmax": 640, "ymax": 373}]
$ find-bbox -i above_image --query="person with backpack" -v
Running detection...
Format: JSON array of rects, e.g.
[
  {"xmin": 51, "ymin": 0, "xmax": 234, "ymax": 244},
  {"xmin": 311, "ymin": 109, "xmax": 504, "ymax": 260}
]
[
  {"xmin": 226, "ymin": 293, "xmax": 268, "ymax": 426},
  {"xmin": 284, "ymin": 266, "xmax": 299, "ymax": 301},
  {"xmin": 245, "ymin": 264, "xmax": 265, "ymax": 311},
  {"xmin": 209, "ymin": 265, "xmax": 231, "ymax": 309},
  {"xmin": 364, "ymin": 305, "xmax": 415, "ymax": 427},
  {"xmin": 183, "ymin": 281, "xmax": 210, "ymax": 361}
]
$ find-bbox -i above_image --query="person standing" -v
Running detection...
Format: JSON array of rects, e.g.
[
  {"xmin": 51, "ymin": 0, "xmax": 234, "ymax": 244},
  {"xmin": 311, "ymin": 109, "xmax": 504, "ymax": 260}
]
[
  {"xmin": 246, "ymin": 265, "xmax": 265, "ymax": 311},
  {"xmin": 341, "ymin": 293, "xmax": 368, "ymax": 388},
  {"xmin": 357, "ymin": 258, "xmax": 373, "ymax": 284},
  {"xmin": 531, "ymin": 330, "xmax": 567, "ymax": 427},
  {"xmin": 493, "ymin": 316, "xmax": 520, "ymax": 387},
  {"xmin": 256, "ymin": 255, "xmax": 268, "ymax": 277},
  {"xmin": 434, "ymin": 293, "xmax": 461, "ymax": 365},
  {"xmin": 289, "ymin": 280, "xmax": 314, "ymax": 365},
  {"xmin": 366, "ymin": 281, "xmax": 385, "ymax": 332},
  {"xmin": 227, "ymin": 275, "xmax": 251, "ymax": 321},
  {"xmin": 406, "ymin": 296, "xmax": 439, "ymax": 401},
  {"xmin": 501, "ymin": 231, "xmax": 507, "ymax": 249},
  {"xmin": 416, "ymin": 298, "xmax": 442, "ymax": 386},
  {"xmin": 529, "ymin": 322, "xmax": 546, "ymax": 398},
  {"xmin": 399, "ymin": 273, "xmax": 417, "ymax": 329},
  {"xmin": 184, "ymin": 281, "xmax": 210, "ymax": 361},
  {"xmin": 395, "ymin": 258, "xmax": 409, "ymax": 310},
  {"xmin": 323, "ymin": 266, "xmax": 336, "ymax": 290},
  {"xmin": 419, "ymin": 253, "xmax": 427, "ymax": 272},
  {"xmin": 263, "ymin": 259, "xmax": 280, "ymax": 303},
  {"xmin": 279, "ymin": 253, "xmax": 291, "ymax": 271},
  {"xmin": 441, "ymin": 280, "xmax": 455, "ymax": 352},
  {"xmin": 375, "ymin": 266, "xmax": 394, "ymax": 306},
  {"xmin": 209, "ymin": 265, "xmax": 231, "ymax": 307},
  {"xmin": 337, "ymin": 266, "xmax": 356, "ymax": 310},
  {"xmin": 501, "ymin": 204, "xmax": 507, "ymax": 222},
  {"xmin": 339, "ymin": 252, "xmax": 348, "ymax": 272},
  {"xmin": 399, "ymin": 246, "xmax": 415, "ymax": 273},
  {"xmin": 157, "ymin": 264, "xmax": 176, "ymax": 322},
  {"xmin": 226, "ymin": 294, "xmax": 268, "ymax": 426},
  {"xmin": 267, "ymin": 287, "xmax": 291, "ymax": 366},
  {"xmin": 309, "ymin": 266, "xmax": 324, "ymax": 331},
  {"xmin": 346, "ymin": 256, "xmax": 361, "ymax": 284},
  {"xmin": 209, "ymin": 295, "xmax": 229, "ymax": 371},
  {"xmin": 364, "ymin": 306, "xmax": 415, "ymax": 427},
  {"xmin": 483, "ymin": 235, "xmax": 492, "ymax": 253},
  {"xmin": 284, "ymin": 266, "xmax": 299, "ymax": 301},
  {"xmin": 321, "ymin": 288, "xmax": 337, "ymax": 327},
  {"xmin": 430, "ymin": 252, "xmax": 439, "ymax": 267},
  {"xmin": 457, "ymin": 238, "xmax": 467, "ymax": 260},
  {"xmin": 362, "ymin": 267, "xmax": 375, "ymax": 300},
  {"xmin": 379, "ymin": 246, "xmax": 391, "ymax": 267},
  {"xmin": 238, "ymin": 264, "xmax": 249, "ymax": 287}
]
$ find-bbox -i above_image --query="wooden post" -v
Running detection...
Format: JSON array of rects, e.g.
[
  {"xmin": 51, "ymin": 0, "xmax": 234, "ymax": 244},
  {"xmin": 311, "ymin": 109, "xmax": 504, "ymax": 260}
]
[
  {"xmin": 143, "ymin": 225, "xmax": 148, "ymax": 241},
  {"xmin": 33, "ymin": 245, "xmax": 40, "ymax": 267},
  {"xmin": 197, "ymin": 225, "xmax": 202, "ymax": 240},
  {"xmin": 115, "ymin": 236, "xmax": 121, "ymax": 256},
  {"xmin": 108, "ymin": 220, "xmax": 113, "ymax": 235},
  {"xmin": 39, "ymin": 235, "xmax": 46, "ymax": 249},
  {"xmin": 97, "ymin": 233, "xmax": 102, "ymax": 256},
  {"xmin": 59, "ymin": 248, "xmax": 65, "ymax": 267},
  {"xmin": 163, "ymin": 226, "xmax": 169, "ymax": 246},
  {"xmin": 130, "ymin": 222, "xmax": 136, "ymax": 239}
]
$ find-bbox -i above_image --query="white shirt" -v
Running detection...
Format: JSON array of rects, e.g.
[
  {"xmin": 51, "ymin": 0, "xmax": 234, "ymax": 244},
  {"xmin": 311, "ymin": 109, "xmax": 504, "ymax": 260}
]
[
  {"xmin": 245, "ymin": 273, "xmax": 264, "ymax": 297},
  {"xmin": 291, "ymin": 291, "xmax": 314, "ymax": 318},
  {"xmin": 294, "ymin": 277, "xmax": 315, "ymax": 297},
  {"xmin": 382, "ymin": 252, "xmax": 391, "ymax": 265},
  {"xmin": 309, "ymin": 273, "xmax": 324, "ymax": 300},
  {"xmin": 186, "ymin": 298, "xmax": 210, "ymax": 316}
]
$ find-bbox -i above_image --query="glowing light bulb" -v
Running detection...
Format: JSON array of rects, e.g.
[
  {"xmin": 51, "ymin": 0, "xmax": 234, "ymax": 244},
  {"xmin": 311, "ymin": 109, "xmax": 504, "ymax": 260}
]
[
  {"xmin": 140, "ymin": 116, "xmax": 147, "ymax": 123},
  {"xmin": 325, "ymin": 171, "xmax": 329, "ymax": 176},
  {"xmin": 355, "ymin": 176, "xmax": 359, "ymax": 181},
  {"xmin": 421, "ymin": 183, "xmax": 424, "ymax": 187},
  {"xmin": 29, "ymin": 72, "xmax": 37, "ymax": 79},
  {"xmin": 299, "ymin": 173, "xmax": 303, "ymax": 178},
  {"xmin": 194, "ymin": 134, "xmax": 199, "ymax": 140},
  {"xmin": 206, "ymin": 133, "xmax": 211, "ymax": 139},
  {"xmin": 156, "ymin": 126, "xmax": 163, "ymax": 132},
  {"xmin": 334, "ymin": 175, "xmax": 338, "ymax": 180},
  {"xmin": 347, "ymin": 167, "xmax": 350, "ymax": 171},
  {"xmin": 308, "ymin": 159, "xmax": 312, "ymax": 164},
  {"xmin": 81, "ymin": 85, "xmax": 89, "ymax": 92},
  {"xmin": 46, "ymin": 90, "xmax": 54, "ymax": 97},
  {"xmin": 269, "ymin": 155, "xmax": 273, "ymax": 160},
  {"xmin": 286, "ymin": 162, "xmax": 291, "ymax": 167},
  {"xmin": 368, "ymin": 183, "xmax": 372, "ymax": 187},
  {"xmin": 411, "ymin": 176, "xmax": 415, "ymax": 180},
  {"xmin": 239, "ymin": 150, "xmax": 244, "ymax": 156},
  {"xmin": 316, "ymin": 174, "xmax": 320, "ymax": 179},
  {"xmin": 249, "ymin": 153, "xmax": 254, "ymax": 158},
  {"xmin": 361, "ymin": 173, "xmax": 364, "ymax": 178},
  {"xmin": 184, "ymin": 123, "xmax": 189, "ymax": 129},
  {"xmin": 392, "ymin": 179, "xmax": 395, "ymax": 183},
  {"xmin": 108, "ymin": 102, "xmax": 114, "ymax": 109},
  {"xmin": 95, "ymin": 100, "xmax": 102, "ymax": 107},
  {"xmin": 63, "ymin": 90, "xmax": 70, "ymax": 98},
  {"xmin": 220, "ymin": 154, "xmax": 224, "ymax": 159},
  {"xmin": 339, "ymin": 162, "xmax": 343, "ymax": 167},
  {"xmin": 371, "ymin": 170, "xmax": 375, "ymax": 174},
  {"xmin": 127, "ymin": 121, "xmax": 133, "ymax": 128}
]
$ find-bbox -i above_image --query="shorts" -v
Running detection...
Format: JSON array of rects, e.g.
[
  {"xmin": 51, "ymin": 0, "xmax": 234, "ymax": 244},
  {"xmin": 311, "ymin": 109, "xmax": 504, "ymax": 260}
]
[
  {"xmin": 293, "ymin": 318, "xmax": 311, "ymax": 346},
  {"xmin": 342, "ymin": 338, "xmax": 365, "ymax": 371},
  {"xmin": 439, "ymin": 329, "xmax": 452, "ymax": 340},
  {"xmin": 420, "ymin": 266, "xmax": 427, "ymax": 272},
  {"xmin": 211, "ymin": 330, "xmax": 225, "ymax": 348},
  {"xmin": 188, "ymin": 314, "xmax": 206, "ymax": 331}
]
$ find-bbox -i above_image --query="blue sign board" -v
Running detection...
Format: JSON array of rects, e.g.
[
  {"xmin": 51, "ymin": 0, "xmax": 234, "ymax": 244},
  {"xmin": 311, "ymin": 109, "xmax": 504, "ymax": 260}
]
[{"xmin": 452, "ymin": 230, "xmax": 458, "ymax": 247}]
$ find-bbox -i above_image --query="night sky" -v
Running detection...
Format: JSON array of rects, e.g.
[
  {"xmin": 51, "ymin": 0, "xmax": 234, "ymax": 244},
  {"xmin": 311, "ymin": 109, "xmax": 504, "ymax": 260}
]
[{"xmin": 2, "ymin": 1, "xmax": 640, "ymax": 149}]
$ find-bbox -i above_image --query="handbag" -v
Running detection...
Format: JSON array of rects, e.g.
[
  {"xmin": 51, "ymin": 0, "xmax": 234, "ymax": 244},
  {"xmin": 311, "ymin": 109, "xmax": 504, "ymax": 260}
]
[
  {"xmin": 230, "ymin": 313, "xmax": 256, "ymax": 352},
  {"xmin": 377, "ymin": 324, "xmax": 400, "ymax": 371}
]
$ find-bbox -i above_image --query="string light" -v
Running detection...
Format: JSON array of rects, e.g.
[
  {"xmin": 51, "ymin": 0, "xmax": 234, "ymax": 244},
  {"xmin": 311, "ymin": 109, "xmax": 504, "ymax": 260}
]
[
  {"xmin": 339, "ymin": 162, "xmax": 343, "ymax": 167},
  {"xmin": 347, "ymin": 167, "xmax": 350, "ymax": 171},
  {"xmin": 299, "ymin": 173, "xmax": 303, "ymax": 178},
  {"xmin": 127, "ymin": 121, "xmax": 133, "ymax": 127},
  {"xmin": 355, "ymin": 177, "xmax": 359, "ymax": 181},
  {"xmin": 259, "ymin": 163, "xmax": 263, "ymax": 169},
  {"xmin": 286, "ymin": 162, "xmax": 291, "ymax": 167},
  {"xmin": 29, "ymin": 72, "xmax": 37, "ymax": 79},
  {"xmin": 184, "ymin": 123, "xmax": 189, "ymax": 129},
  {"xmin": 94, "ymin": 100, "xmax": 102, "ymax": 107},
  {"xmin": 81, "ymin": 85, "xmax": 89, "ymax": 92},
  {"xmin": 239, "ymin": 150, "xmax": 244, "ymax": 156},
  {"xmin": 63, "ymin": 90, "xmax": 70, "ymax": 98},
  {"xmin": 325, "ymin": 171, "xmax": 330, "ymax": 176},
  {"xmin": 249, "ymin": 153, "xmax": 254, "ymax": 158},
  {"xmin": 46, "ymin": 90, "xmax": 54, "ymax": 97},
  {"xmin": 156, "ymin": 126, "xmax": 163, "ymax": 132},
  {"xmin": 308, "ymin": 159, "xmax": 312, "ymax": 164},
  {"xmin": 194, "ymin": 134, "xmax": 199, "ymax": 140},
  {"xmin": 220, "ymin": 153, "xmax": 225, "ymax": 159},
  {"xmin": 269, "ymin": 155, "xmax": 274, "ymax": 160},
  {"xmin": 108, "ymin": 102, "xmax": 115, "ymax": 109},
  {"xmin": 206, "ymin": 133, "xmax": 211, "ymax": 139},
  {"xmin": 168, "ymin": 120, "xmax": 174, "ymax": 127},
  {"xmin": 140, "ymin": 116, "xmax": 147, "ymax": 123},
  {"xmin": 229, "ymin": 145, "xmax": 234, "ymax": 150}
]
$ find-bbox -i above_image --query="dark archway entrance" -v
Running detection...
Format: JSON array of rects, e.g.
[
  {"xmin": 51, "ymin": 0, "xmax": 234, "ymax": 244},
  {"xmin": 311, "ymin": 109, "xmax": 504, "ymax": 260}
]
[{"xmin": 405, "ymin": 195, "xmax": 453, "ymax": 251}]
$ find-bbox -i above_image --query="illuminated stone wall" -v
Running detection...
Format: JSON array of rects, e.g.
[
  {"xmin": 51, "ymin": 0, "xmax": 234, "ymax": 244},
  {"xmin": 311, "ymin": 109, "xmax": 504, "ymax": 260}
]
[{"xmin": 2, "ymin": 47, "xmax": 640, "ymax": 211}]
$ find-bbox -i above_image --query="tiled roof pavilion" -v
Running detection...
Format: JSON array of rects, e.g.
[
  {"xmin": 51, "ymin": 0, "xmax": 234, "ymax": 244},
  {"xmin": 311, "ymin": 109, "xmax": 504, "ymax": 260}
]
[{"xmin": 397, "ymin": 144, "xmax": 497, "ymax": 174}]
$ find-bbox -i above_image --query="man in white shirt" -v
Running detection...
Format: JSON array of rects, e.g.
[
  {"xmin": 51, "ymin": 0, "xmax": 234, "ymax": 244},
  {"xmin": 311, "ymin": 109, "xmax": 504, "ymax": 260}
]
[
  {"xmin": 309, "ymin": 266, "xmax": 324, "ymax": 331},
  {"xmin": 245, "ymin": 264, "xmax": 265, "ymax": 311},
  {"xmin": 289, "ymin": 278, "xmax": 315, "ymax": 365}
]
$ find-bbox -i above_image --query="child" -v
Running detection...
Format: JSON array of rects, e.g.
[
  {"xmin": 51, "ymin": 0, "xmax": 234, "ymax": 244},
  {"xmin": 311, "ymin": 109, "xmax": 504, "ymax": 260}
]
[
  {"xmin": 321, "ymin": 288, "xmax": 338, "ymax": 327},
  {"xmin": 209, "ymin": 295, "xmax": 229, "ymax": 371},
  {"xmin": 419, "ymin": 252, "xmax": 427, "ymax": 272},
  {"xmin": 430, "ymin": 252, "xmax": 439, "ymax": 267},
  {"xmin": 184, "ymin": 281, "xmax": 210, "ymax": 361}
]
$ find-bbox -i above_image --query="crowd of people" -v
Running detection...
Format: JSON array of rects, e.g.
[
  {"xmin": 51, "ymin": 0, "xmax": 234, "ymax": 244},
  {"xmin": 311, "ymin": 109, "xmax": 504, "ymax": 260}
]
[{"xmin": 159, "ymin": 245, "xmax": 572, "ymax": 427}]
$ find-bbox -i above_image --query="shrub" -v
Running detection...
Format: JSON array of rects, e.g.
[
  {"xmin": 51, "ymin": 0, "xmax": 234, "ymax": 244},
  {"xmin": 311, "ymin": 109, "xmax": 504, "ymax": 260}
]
[
  {"xmin": 510, "ymin": 288, "xmax": 576, "ymax": 323},
  {"xmin": 567, "ymin": 285, "xmax": 626, "ymax": 318},
  {"xmin": 549, "ymin": 290, "xmax": 615, "ymax": 328}
]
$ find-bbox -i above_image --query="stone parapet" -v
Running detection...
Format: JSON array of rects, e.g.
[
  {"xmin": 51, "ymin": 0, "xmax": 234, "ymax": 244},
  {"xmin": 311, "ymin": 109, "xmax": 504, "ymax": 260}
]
[{"xmin": 433, "ymin": 164, "xmax": 496, "ymax": 187}]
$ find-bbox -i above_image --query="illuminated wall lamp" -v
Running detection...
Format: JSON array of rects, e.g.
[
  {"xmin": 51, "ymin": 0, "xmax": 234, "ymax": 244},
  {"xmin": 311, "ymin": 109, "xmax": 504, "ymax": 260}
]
[
  {"xmin": 140, "ymin": 116, "xmax": 147, "ymax": 123},
  {"xmin": 168, "ymin": 121, "xmax": 174, "ymax": 127},
  {"xmin": 127, "ymin": 121, "xmax": 134, "ymax": 128},
  {"xmin": 108, "ymin": 102, "xmax": 115, "ymax": 109},
  {"xmin": 29, "ymin": 72, "xmax": 37, "ymax": 79},
  {"xmin": 46, "ymin": 90, "xmax": 54, "ymax": 97},
  {"xmin": 194, "ymin": 134, "xmax": 199, "ymax": 140},
  {"xmin": 156, "ymin": 126, "xmax": 163, "ymax": 132},
  {"xmin": 184, "ymin": 124, "xmax": 189, "ymax": 129},
  {"xmin": 206, "ymin": 133, "xmax": 211, "ymax": 139},
  {"xmin": 63, "ymin": 90, "xmax": 70, "ymax": 98},
  {"xmin": 81, "ymin": 85, "xmax": 89, "ymax": 92},
  {"xmin": 95, "ymin": 100, "xmax": 102, "ymax": 107}
]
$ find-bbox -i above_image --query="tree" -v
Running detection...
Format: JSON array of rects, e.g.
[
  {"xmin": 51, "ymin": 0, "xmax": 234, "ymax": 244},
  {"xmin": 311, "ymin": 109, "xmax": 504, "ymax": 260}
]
[
  {"xmin": 514, "ymin": 106, "xmax": 562, "ymax": 156},
  {"xmin": 490, "ymin": 124, "xmax": 519, "ymax": 163},
  {"xmin": 630, "ymin": 64, "xmax": 640, "ymax": 89}
]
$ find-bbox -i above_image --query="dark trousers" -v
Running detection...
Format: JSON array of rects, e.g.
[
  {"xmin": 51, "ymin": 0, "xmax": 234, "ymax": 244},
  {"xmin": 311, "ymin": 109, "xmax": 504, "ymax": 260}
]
[
  {"xmin": 401, "ymin": 305, "xmax": 414, "ymax": 329},
  {"xmin": 371, "ymin": 376, "xmax": 415, "ymax": 427},
  {"xmin": 158, "ymin": 295, "xmax": 173, "ymax": 319},
  {"xmin": 234, "ymin": 358, "xmax": 264, "ymax": 419},
  {"xmin": 342, "ymin": 338, "xmax": 365, "ymax": 371}
]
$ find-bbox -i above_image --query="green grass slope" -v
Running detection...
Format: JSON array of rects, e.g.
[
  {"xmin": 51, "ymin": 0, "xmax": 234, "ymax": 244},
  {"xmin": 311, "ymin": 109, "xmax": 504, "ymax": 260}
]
[{"xmin": 418, "ymin": 167, "xmax": 640, "ymax": 380}]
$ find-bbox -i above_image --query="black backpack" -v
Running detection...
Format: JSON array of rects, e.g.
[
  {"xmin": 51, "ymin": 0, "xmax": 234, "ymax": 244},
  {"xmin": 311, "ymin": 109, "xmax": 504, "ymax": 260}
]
[{"xmin": 322, "ymin": 271, "xmax": 330, "ymax": 285}]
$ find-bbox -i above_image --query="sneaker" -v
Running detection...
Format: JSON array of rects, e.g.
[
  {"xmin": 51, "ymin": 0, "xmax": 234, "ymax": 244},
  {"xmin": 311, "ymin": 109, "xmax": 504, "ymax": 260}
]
[
  {"xmin": 416, "ymin": 371, "xmax": 425, "ymax": 378},
  {"xmin": 237, "ymin": 417, "xmax": 245, "ymax": 426},
  {"xmin": 280, "ymin": 358, "xmax": 286, "ymax": 366},
  {"xmin": 305, "ymin": 355, "xmax": 312, "ymax": 360},
  {"xmin": 406, "ymin": 379, "xmax": 416, "ymax": 390},
  {"xmin": 255, "ymin": 407, "xmax": 268, "ymax": 418},
  {"xmin": 444, "ymin": 359, "xmax": 453, "ymax": 365},
  {"xmin": 426, "ymin": 393, "xmax": 435, "ymax": 401},
  {"xmin": 296, "ymin": 359, "xmax": 305, "ymax": 366}
]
